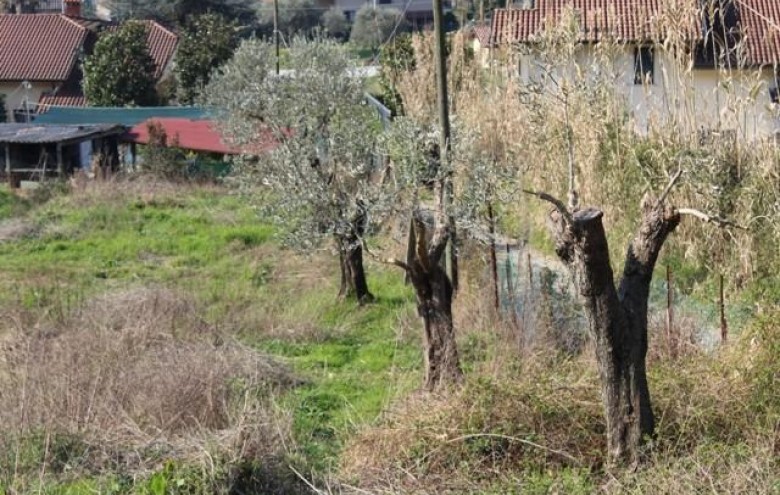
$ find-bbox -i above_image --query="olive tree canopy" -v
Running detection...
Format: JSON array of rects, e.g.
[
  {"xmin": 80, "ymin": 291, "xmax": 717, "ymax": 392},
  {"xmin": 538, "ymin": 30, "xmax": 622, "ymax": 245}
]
[
  {"xmin": 350, "ymin": 5, "xmax": 407, "ymax": 50},
  {"xmin": 207, "ymin": 38, "xmax": 391, "ymax": 302}
]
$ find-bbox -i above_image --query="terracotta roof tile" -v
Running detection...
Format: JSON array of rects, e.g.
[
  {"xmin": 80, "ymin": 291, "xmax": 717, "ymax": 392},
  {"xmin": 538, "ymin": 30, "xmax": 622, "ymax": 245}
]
[
  {"xmin": 491, "ymin": 0, "xmax": 695, "ymax": 45},
  {"xmin": 736, "ymin": 0, "xmax": 780, "ymax": 65},
  {"xmin": 37, "ymin": 94, "xmax": 87, "ymax": 112},
  {"xmin": 0, "ymin": 14, "xmax": 88, "ymax": 81},
  {"xmin": 107, "ymin": 21, "xmax": 178, "ymax": 79},
  {"xmin": 491, "ymin": 0, "xmax": 780, "ymax": 65},
  {"xmin": 472, "ymin": 24, "xmax": 492, "ymax": 45}
]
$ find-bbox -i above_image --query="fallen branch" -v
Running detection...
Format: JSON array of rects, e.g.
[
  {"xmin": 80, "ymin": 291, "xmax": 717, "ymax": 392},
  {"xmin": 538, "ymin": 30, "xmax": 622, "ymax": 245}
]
[
  {"xmin": 421, "ymin": 433, "xmax": 581, "ymax": 466},
  {"xmin": 677, "ymin": 208, "xmax": 747, "ymax": 230}
]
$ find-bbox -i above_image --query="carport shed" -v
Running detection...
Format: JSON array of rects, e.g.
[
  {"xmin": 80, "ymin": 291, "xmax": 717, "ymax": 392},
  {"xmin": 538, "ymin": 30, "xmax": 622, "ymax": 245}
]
[{"xmin": 1, "ymin": 124, "xmax": 125, "ymax": 186}]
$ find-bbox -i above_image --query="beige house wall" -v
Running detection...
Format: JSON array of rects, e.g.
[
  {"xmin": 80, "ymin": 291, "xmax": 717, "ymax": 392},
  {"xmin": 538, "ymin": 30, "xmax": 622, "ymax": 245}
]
[
  {"xmin": 483, "ymin": 42, "xmax": 779, "ymax": 141},
  {"xmin": 332, "ymin": 0, "xmax": 433, "ymax": 18},
  {"xmin": 0, "ymin": 82, "xmax": 57, "ymax": 122}
]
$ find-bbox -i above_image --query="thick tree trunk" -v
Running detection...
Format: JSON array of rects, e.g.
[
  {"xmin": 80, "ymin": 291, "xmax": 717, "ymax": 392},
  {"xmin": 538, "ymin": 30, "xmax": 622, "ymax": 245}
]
[
  {"xmin": 408, "ymin": 261, "xmax": 462, "ymax": 390},
  {"xmin": 337, "ymin": 236, "xmax": 373, "ymax": 304},
  {"xmin": 403, "ymin": 217, "xmax": 463, "ymax": 391},
  {"xmin": 547, "ymin": 195, "xmax": 680, "ymax": 466}
]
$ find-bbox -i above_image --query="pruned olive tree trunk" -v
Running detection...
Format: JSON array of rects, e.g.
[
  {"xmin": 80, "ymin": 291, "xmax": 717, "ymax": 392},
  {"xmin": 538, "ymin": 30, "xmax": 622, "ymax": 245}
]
[
  {"xmin": 391, "ymin": 214, "xmax": 463, "ymax": 391},
  {"xmin": 338, "ymin": 234, "xmax": 373, "ymax": 304},
  {"xmin": 537, "ymin": 192, "xmax": 681, "ymax": 466}
]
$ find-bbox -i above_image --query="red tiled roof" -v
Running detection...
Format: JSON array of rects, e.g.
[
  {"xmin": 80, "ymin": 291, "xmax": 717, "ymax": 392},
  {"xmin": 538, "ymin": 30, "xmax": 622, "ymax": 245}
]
[
  {"xmin": 0, "ymin": 14, "xmax": 88, "ymax": 81},
  {"xmin": 472, "ymin": 24, "xmax": 492, "ymax": 45},
  {"xmin": 37, "ymin": 93, "xmax": 87, "ymax": 111},
  {"xmin": 491, "ymin": 0, "xmax": 780, "ymax": 65},
  {"xmin": 491, "ymin": 1, "xmax": 698, "ymax": 45},
  {"xmin": 736, "ymin": 0, "xmax": 780, "ymax": 66},
  {"xmin": 107, "ymin": 21, "xmax": 178, "ymax": 79}
]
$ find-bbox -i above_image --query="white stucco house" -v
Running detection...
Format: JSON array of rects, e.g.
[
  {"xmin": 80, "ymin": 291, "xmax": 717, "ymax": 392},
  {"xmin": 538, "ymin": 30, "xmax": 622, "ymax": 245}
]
[
  {"xmin": 321, "ymin": 0, "xmax": 445, "ymax": 26},
  {"xmin": 477, "ymin": 0, "xmax": 780, "ymax": 141}
]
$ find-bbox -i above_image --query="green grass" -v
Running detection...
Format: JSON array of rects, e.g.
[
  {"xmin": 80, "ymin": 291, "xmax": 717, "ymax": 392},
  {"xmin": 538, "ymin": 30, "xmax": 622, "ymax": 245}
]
[
  {"xmin": 261, "ymin": 271, "xmax": 420, "ymax": 471},
  {"xmin": 0, "ymin": 185, "xmax": 30, "ymax": 219},
  {"xmin": 0, "ymin": 183, "xmax": 422, "ymax": 491},
  {"xmin": 0, "ymin": 189, "xmax": 271, "ymax": 301}
]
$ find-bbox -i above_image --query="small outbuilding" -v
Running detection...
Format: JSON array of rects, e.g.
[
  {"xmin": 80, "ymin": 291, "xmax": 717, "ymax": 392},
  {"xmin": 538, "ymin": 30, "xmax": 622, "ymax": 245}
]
[{"xmin": 0, "ymin": 123, "xmax": 125, "ymax": 187}]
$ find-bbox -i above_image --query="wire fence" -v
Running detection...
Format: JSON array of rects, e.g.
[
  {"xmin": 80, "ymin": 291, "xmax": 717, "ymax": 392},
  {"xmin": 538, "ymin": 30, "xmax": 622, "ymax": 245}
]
[{"xmin": 494, "ymin": 243, "xmax": 754, "ymax": 353}]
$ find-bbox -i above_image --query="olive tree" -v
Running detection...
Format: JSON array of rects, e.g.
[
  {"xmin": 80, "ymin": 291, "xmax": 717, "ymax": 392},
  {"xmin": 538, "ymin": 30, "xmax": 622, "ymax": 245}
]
[
  {"xmin": 379, "ymin": 115, "xmax": 522, "ymax": 390},
  {"xmin": 321, "ymin": 7, "xmax": 350, "ymax": 40},
  {"xmin": 207, "ymin": 38, "xmax": 388, "ymax": 303},
  {"xmin": 524, "ymin": 172, "xmax": 741, "ymax": 465},
  {"xmin": 350, "ymin": 5, "xmax": 407, "ymax": 50}
]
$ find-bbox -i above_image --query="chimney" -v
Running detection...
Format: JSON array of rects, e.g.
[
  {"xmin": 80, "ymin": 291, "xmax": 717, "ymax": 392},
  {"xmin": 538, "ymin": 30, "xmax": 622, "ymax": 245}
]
[{"xmin": 63, "ymin": 0, "xmax": 82, "ymax": 17}]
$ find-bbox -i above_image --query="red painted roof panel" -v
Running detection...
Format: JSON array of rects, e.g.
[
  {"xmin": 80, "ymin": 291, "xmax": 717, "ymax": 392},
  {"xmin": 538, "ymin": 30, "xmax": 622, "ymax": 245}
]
[{"xmin": 124, "ymin": 118, "xmax": 279, "ymax": 155}]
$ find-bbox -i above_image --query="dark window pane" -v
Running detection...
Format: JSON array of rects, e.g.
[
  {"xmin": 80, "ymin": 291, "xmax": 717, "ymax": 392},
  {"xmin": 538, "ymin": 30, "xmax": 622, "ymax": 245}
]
[{"xmin": 634, "ymin": 46, "xmax": 654, "ymax": 85}]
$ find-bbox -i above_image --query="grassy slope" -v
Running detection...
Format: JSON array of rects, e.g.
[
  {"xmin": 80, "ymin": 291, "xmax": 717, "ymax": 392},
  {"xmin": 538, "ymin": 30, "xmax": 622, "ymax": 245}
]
[
  {"xmin": 2, "ymin": 183, "xmax": 776, "ymax": 494},
  {"xmin": 0, "ymin": 183, "xmax": 420, "ymax": 493}
]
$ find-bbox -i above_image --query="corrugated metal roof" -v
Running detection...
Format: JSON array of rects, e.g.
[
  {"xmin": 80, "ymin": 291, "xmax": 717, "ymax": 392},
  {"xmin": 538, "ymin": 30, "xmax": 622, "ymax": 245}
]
[
  {"xmin": 0, "ymin": 123, "xmax": 124, "ymax": 144},
  {"xmin": 0, "ymin": 14, "xmax": 88, "ymax": 81},
  {"xmin": 124, "ymin": 118, "xmax": 242, "ymax": 154},
  {"xmin": 33, "ymin": 106, "xmax": 210, "ymax": 126},
  {"xmin": 123, "ymin": 118, "xmax": 280, "ymax": 155}
]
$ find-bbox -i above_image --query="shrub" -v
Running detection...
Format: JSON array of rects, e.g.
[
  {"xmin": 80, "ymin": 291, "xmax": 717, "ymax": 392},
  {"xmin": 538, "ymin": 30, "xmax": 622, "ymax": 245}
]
[{"xmin": 350, "ymin": 5, "xmax": 407, "ymax": 50}]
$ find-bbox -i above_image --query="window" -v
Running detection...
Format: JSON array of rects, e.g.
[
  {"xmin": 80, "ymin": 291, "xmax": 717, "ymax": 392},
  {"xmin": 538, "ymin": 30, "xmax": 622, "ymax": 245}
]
[
  {"xmin": 378, "ymin": 0, "xmax": 392, "ymax": 4},
  {"xmin": 634, "ymin": 46, "xmax": 654, "ymax": 85},
  {"xmin": 770, "ymin": 87, "xmax": 779, "ymax": 104}
]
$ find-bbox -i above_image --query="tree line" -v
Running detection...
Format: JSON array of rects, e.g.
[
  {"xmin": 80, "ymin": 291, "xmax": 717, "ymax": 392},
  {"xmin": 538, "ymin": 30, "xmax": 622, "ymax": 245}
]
[{"xmin": 80, "ymin": 4, "xmax": 414, "ymax": 106}]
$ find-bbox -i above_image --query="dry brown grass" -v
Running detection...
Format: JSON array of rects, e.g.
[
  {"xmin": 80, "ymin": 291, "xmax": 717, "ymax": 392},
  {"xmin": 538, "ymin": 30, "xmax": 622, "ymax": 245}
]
[
  {"xmin": 0, "ymin": 287, "xmax": 296, "ymax": 479},
  {"xmin": 339, "ymin": 353, "xmax": 604, "ymax": 493},
  {"xmin": 336, "ymin": 279, "xmax": 778, "ymax": 494}
]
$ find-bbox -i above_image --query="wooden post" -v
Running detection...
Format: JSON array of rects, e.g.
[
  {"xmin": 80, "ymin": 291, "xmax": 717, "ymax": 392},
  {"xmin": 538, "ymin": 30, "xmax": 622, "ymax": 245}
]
[
  {"xmin": 273, "ymin": 0, "xmax": 280, "ymax": 75},
  {"xmin": 4, "ymin": 143, "xmax": 10, "ymax": 186},
  {"xmin": 487, "ymin": 202, "xmax": 500, "ymax": 311},
  {"xmin": 505, "ymin": 244, "xmax": 518, "ymax": 327},
  {"xmin": 720, "ymin": 274, "xmax": 728, "ymax": 344},
  {"xmin": 527, "ymin": 251, "xmax": 533, "ymax": 288},
  {"xmin": 432, "ymin": 0, "xmax": 457, "ymax": 293},
  {"xmin": 56, "ymin": 143, "xmax": 63, "ymax": 177},
  {"xmin": 504, "ymin": 244, "xmax": 513, "ymax": 303},
  {"xmin": 666, "ymin": 264, "xmax": 674, "ymax": 355}
]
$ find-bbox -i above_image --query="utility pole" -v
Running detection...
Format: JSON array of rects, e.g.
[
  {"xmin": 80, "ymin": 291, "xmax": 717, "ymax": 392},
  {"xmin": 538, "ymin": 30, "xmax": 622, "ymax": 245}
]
[
  {"xmin": 432, "ymin": 0, "xmax": 458, "ymax": 291},
  {"xmin": 273, "ymin": 0, "xmax": 280, "ymax": 75}
]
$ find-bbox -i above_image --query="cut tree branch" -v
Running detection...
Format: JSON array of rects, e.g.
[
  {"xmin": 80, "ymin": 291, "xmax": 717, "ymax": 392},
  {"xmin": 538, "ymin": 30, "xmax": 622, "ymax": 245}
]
[
  {"xmin": 360, "ymin": 238, "xmax": 412, "ymax": 272},
  {"xmin": 676, "ymin": 208, "xmax": 747, "ymax": 230},
  {"xmin": 656, "ymin": 168, "xmax": 683, "ymax": 206},
  {"xmin": 522, "ymin": 189, "xmax": 573, "ymax": 224}
]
